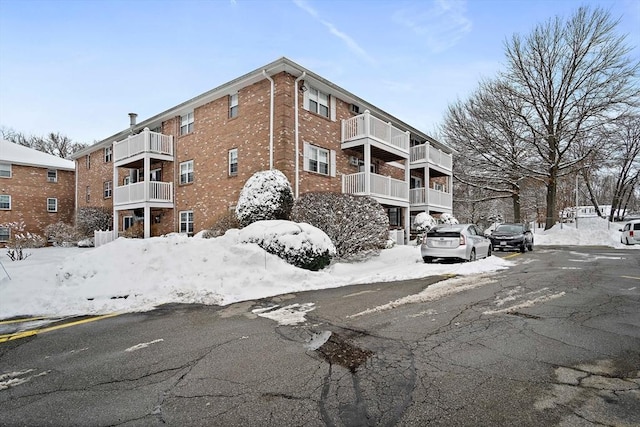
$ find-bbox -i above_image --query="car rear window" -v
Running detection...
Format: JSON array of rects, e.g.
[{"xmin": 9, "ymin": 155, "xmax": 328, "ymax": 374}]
[
  {"xmin": 495, "ymin": 225, "xmax": 523, "ymax": 233},
  {"xmin": 427, "ymin": 229, "xmax": 461, "ymax": 238},
  {"xmin": 634, "ymin": 223, "xmax": 640, "ymax": 230}
]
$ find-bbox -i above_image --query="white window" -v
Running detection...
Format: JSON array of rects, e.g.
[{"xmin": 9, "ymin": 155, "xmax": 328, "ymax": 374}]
[
  {"xmin": 308, "ymin": 87, "xmax": 329, "ymax": 117},
  {"xmin": 123, "ymin": 216, "xmax": 134, "ymax": 230},
  {"xmin": 47, "ymin": 169, "xmax": 58, "ymax": 182},
  {"xmin": 410, "ymin": 176, "xmax": 423, "ymax": 189},
  {"xmin": 180, "ymin": 210, "xmax": 194, "ymax": 234},
  {"xmin": 104, "ymin": 181, "xmax": 112, "ymax": 198},
  {"xmin": 0, "ymin": 195, "xmax": 10, "ymax": 210},
  {"xmin": 0, "ymin": 163, "xmax": 11, "ymax": 178},
  {"xmin": 434, "ymin": 182, "xmax": 444, "ymax": 191},
  {"xmin": 0, "ymin": 227, "xmax": 10, "ymax": 242},
  {"xmin": 47, "ymin": 198, "xmax": 58, "ymax": 212},
  {"xmin": 104, "ymin": 146, "xmax": 112, "ymax": 162},
  {"xmin": 180, "ymin": 160, "xmax": 194, "ymax": 184},
  {"xmin": 357, "ymin": 159, "xmax": 378, "ymax": 174},
  {"xmin": 180, "ymin": 112, "xmax": 194, "ymax": 135},
  {"xmin": 229, "ymin": 93, "xmax": 238, "ymax": 118},
  {"xmin": 229, "ymin": 149, "xmax": 238, "ymax": 176},
  {"xmin": 303, "ymin": 143, "xmax": 335, "ymax": 177},
  {"xmin": 123, "ymin": 176, "xmax": 130, "ymax": 185},
  {"xmin": 149, "ymin": 168, "xmax": 161, "ymax": 182}
]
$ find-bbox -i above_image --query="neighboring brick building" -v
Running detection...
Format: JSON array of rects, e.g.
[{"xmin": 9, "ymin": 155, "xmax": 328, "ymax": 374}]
[
  {"xmin": 0, "ymin": 139, "xmax": 75, "ymax": 243},
  {"xmin": 71, "ymin": 57, "xmax": 454, "ymax": 243}
]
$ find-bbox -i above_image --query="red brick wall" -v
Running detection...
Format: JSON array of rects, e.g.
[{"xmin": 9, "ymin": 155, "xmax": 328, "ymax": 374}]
[{"xmin": 0, "ymin": 164, "xmax": 74, "ymax": 237}]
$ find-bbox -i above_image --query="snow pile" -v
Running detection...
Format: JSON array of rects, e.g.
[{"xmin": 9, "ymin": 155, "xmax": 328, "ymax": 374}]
[
  {"xmin": 533, "ymin": 218, "xmax": 633, "ymax": 248},
  {"xmin": 235, "ymin": 170, "xmax": 293, "ymax": 226}
]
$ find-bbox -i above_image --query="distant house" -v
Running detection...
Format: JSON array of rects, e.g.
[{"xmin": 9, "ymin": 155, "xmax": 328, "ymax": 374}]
[
  {"xmin": 71, "ymin": 57, "xmax": 454, "ymax": 244},
  {"xmin": 0, "ymin": 139, "xmax": 75, "ymax": 243}
]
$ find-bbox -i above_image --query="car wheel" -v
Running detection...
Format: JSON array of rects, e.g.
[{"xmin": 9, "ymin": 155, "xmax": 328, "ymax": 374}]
[
  {"xmin": 520, "ymin": 243, "xmax": 526, "ymax": 253},
  {"xmin": 626, "ymin": 237, "xmax": 631, "ymax": 245},
  {"xmin": 468, "ymin": 249, "xmax": 476, "ymax": 262},
  {"xmin": 423, "ymin": 256, "xmax": 433, "ymax": 264},
  {"xmin": 528, "ymin": 242, "xmax": 533, "ymax": 251},
  {"xmin": 487, "ymin": 245, "xmax": 492, "ymax": 257}
]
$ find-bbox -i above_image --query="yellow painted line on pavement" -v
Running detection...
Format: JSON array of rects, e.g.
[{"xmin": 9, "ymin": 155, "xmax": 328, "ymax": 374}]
[
  {"xmin": 621, "ymin": 275, "xmax": 640, "ymax": 280},
  {"xmin": 0, "ymin": 317, "xmax": 49, "ymax": 325},
  {"xmin": 504, "ymin": 253, "xmax": 522, "ymax": 259},
  {"xmin": 0, "ymin": 313, "xmax": 120, "ymax": 343}
]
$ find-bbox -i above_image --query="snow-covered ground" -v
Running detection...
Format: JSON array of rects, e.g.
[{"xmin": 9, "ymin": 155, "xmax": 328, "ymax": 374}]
[{"xmin": 0, "ymin": 219, "xmax": 636, "ymax": 320}]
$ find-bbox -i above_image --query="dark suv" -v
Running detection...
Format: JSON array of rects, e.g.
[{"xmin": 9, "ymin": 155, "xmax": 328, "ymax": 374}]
[{"xmin": 489, "ymin": 223, "xmax": 534, "ymax": 252}]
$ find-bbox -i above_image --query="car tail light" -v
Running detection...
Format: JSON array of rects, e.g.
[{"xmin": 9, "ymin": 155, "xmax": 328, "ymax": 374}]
[
  {"xmin": 459, "ymin": 234, "xmax": 466, "ymax": 245},
  {"xmin": 631, "ymin": 230, "xmax": 635, "ymax": 237}
]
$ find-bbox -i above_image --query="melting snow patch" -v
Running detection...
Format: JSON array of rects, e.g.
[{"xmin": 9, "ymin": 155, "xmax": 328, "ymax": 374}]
[
  {"xmin": 483, "ymin": 292, "xmax": 565, "ymax": 315},
  {"xmin": 124, "ymin": 339, "xmax": 164, "ymax": 352},
  {"xmin": 304, "ymin": 331, "xmax": 332, "ymax": 350},
  {"xmin": 0, "ymin": 369, "xmax": 50, "ymax": 390},
  {"xmin": 253, "ymin": 303, "xmax": 316, "ymax": 325}
]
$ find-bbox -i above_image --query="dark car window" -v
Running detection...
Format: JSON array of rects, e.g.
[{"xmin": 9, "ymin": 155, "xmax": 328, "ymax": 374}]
[
  {"xmin": 495, "ymin": 225, "xmax": 524, "ymax": 233},
  {"xmin": 427, "ymin": 229, "xmax": 461, "ymax": 238},
  {"xmin": 634, "ymin": 223, "xmax": 640, "ymax": 231}
]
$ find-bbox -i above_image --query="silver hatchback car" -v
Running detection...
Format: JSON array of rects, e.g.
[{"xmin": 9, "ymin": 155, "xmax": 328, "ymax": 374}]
[{"xmin": 421, "ymin": 224, "xmax": 492, "ymax": 263}]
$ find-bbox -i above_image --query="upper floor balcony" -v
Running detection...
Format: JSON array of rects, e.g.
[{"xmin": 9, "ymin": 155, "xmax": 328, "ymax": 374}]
[
  {"xmin": 113, "ymin": 128, "xmax": 174, "ymax": 166},
  {"xmin": 342, "ymin": 171, "xmax": 409, "ymax": 205},
  {"xmin": 410, "ymin": 187, "xmax": 452, "ymax": 211},
  {"xmin": 113, "ymin": 181, "xmax": 174, "ymax": 208},
  {"xmin": 410, "ymin": 144, "xmax": 452, "ymax": 171},
  {"xmin": 341, "ymin": 111, "xmax": 410, "ymax": 161}
]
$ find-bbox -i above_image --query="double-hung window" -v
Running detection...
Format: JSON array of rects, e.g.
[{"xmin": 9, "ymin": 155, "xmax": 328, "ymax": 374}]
[
  {"xmin": 305, "ymin": 144, "xmax": 330, "ymax": 175},
  {"xmin": 180, "ymin": 210, "xmax": 194, "ymax": 235},
  {"xmin": 229, "ymin": 149, "xmax": 238, "ymax": 176},
  {"xmin": 0, "ymin": 163, "xmax": 11, "ymax": 178},
  {"xmin": 0, "ymin": 227, "xmax": 9, "ymax": 242},
  {"xmin": 104, "ymin": 181, "xmax": 112, "ymax": 198},
  {"xmin": 47, "ymin": 169, "xmax": 58, "ymax": 182},
  {"xmin": 180, "ymin": 112, "xmax": 194, "ymax": 135},
  {"xmin": 180, "ymin": 160, "xmax": 194, "ymax": 184},
  {"xmin": 47, "ymin": 198, "xmax": 58, "ymax": 212},
  {"xmin": 229, "ymin": 93, "xmax": 238, "ymax": 118},
  {"xmin": 104, "ymin": 146, "xmax": 112, "ymax": 162},
  {"xmin": 0, "ymin": 195, "xmax": 10, "ymax": 210},
  {"xmin": 308, "ymin": 87, "xmax": 329, "ymax": 117}
]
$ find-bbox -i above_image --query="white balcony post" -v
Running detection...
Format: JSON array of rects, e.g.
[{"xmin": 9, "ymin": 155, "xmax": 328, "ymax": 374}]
[
  {"xmin": 363, "ymin": 110, "xmax": 371, "ymax": 137},
  {"xmin": 144, "ymin": 205, "xmax": 150, "ymax": 238},
  {"xmin": 143, "ymin": 127, "xmax": 150, "ymax": 152},
  {"xmin": 364, "ymin": 143, "xmax": 371, "ymax": 194},
  {"xmin": 112, "ymin": 159, "xmax": 118, "ymax": 238}
]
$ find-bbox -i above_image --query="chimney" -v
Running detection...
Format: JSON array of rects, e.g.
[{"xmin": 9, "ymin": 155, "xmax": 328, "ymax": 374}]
[{"xmin": 128, "ymin": 113, "xmax": 137, "ymax": 134}]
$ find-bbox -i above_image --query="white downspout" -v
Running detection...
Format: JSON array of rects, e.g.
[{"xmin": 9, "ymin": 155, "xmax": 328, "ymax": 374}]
[
  {"xmin": 294, "ymin": 71, "xmax": 306, "ymax": 198},
  {"xmin": 262, "ymin": 70, "xmax": 275, "ymax": 170}
]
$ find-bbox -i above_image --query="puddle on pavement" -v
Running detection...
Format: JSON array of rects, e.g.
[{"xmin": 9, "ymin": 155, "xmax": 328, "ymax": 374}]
[{"xmin": 313, "ymin": 332, "xmax": 374, "ymax": 373}]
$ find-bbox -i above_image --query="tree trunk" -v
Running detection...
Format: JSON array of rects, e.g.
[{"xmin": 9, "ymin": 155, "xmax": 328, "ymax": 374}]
[
  {"xmin": 545, "ymin": 169, "xmax": 557, "ymax": 230},
  {"xmin": 512, "ymin": 183, "xmax": 521, "ymax": 222}
]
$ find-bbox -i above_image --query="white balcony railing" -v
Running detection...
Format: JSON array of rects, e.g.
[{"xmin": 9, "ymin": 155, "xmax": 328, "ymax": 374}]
[
  {"xmin": 342, "ymin": 172, "xmax": 408, "ymax": 200},
  {"xmin": 409, "ymin": 187, "xmax": 452, "ymax": 208},
  {"xmin": 114, "ymin": 181, "xmax": 173, "ymax": 206},
  {"xmin": 113, "ymin": 128, "xmax": 173, "ymax": 163},
  {"xmin": 410, "ymin": 144, "xmax": 452, "ymax": 170},
  {"xmin": 342, "ymin": 110, "xmax": 409, "ymax": 153}
]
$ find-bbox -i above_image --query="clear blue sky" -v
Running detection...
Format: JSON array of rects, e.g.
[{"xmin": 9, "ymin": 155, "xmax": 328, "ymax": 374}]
[{"xmin": 1, "ymin": 0, "xmax": 638, "ymax": 144}]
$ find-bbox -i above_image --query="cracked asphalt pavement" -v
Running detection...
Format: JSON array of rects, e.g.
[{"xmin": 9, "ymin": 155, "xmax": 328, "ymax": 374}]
[{"xmin": 1, "ymin": 246, "xmax": 639, "ymax": 426}]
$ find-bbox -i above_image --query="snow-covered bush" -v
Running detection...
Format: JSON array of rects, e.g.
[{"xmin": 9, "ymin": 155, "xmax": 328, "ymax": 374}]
[
  {"xmin": 235, "ymin": 170, "xmax": 294, "ymax": 227},
  {"xmin": 1, "ymin": 221, "xmax": 46, "ymax": 261},
  {"xmin": 290, "ymin": 192, "xmax": 389, "ymax": 260},
  {"xmin": 44, "ymin": 222, "xmax": 81, "ymax": 247},
  {"xmin": 414, "ymin": 212, "xmax": 437, "ymax": 232},
  {"xmin": 76, "ymin": 207, "xmax": 112, "ymax": 237},
  {"xmin": 439, "ymin": 213, "xmax": 459, "ymax": 224},
  {"xmin": 239, "ymin": 220, "xmax": 335, "ymax": 271},
  {"xmin": 203, "ymin": 210, "xmax": 240, "ymax": 238}
]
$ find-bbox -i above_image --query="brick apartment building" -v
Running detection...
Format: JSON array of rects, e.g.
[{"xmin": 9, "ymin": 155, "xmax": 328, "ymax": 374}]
[
  {"xmin": 71, "ymin": 57, "xmax": 454, "ymax": 243},
  {"xmin": 0, "ymin": 139, "xmax": 75, "ymax": 243}
]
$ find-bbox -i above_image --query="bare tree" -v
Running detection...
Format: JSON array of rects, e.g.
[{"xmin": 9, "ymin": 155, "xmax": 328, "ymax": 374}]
[
  {"xmin": 0, "ymin": 126, "xmax": 87, "ymax": 158},
  {"xmin": 502, "ymin": 6, "xmax": 639, "ymax": 229},
  {"xmin": 606, "ymin": 114, "xmax": 640, "ymax": 220}
]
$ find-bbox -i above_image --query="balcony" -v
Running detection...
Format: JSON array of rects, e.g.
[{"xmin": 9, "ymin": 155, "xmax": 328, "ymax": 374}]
[
  {"xmin": 342, "ymin": 111, "xmax": 409, "ymax": 161},
  {"xmin": 114, "ymin": 181, "xmax": 173, "ymax": 207},
  {"xmin": 342, "ymin": 172, "xmax": 408, "ymax": 203},
  {"xmin": 410, "ymin": 144, "xmax": 452, "ymax": 171},
  {"xmin": 113, "ymin": 128, "xmax": 174, "ymax": 164},
  {"xmin": 410, "ymin": 187, "xmax": 452, "ymax": 209}
]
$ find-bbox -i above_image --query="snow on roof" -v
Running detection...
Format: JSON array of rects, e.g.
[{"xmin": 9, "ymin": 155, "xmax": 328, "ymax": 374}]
[{"xmin": 0, "ymin": 139, "xmax": 75, "ymax": 171}]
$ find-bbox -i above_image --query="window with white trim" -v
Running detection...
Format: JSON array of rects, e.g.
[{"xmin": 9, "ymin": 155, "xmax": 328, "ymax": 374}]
[
  {"xmin": 123, "ymin": 176, "xmax": 130, "ymax": 185},
  {"xmin": 0, "ymin": 163, "xmax": 11, "ymax": 178},
  {"xmin": 149, "ymin": 168, "xmax": 161, "ymax": 182},
  {"xmin": 229, "ymin": 93, "xmax": 238, "ymax": 118},
  {"xmin": 104, "ymin": 181, "xmax": 112, "ymax": 198},
  {"xmin": 123, "ymin": 216, "xmax": 134, "ymax": 230},
  {"xmin": 104, "ymin": 146, "xmax": 112, "ymax": 162},
  {"xmin": 229, "ymin": 149, "xmax": 238, "ymax": 176},
  {"xmin": 180, "ymin": 160, "xmax": 194, "ymax": 184},
  {"xmin": 180, "ymin": 112, "xmax": 194, "ymax": 135},
  {"xmin": 47, "ymin": 198, "xmax": 58, "ymax": 212},
  {"xmin": 304, "ymin": 144, "xmax": 329, "ymax": 175},
  {"xmin": 47, "ymin": 169, "xmax": 57, "ymax": 182},
  {"xmin": 0, "ymin": 227, "xmax": 9, "ymax": 242},
  {"xmin": 307, "ymin": 87, "xmax": 329, "ymax": 117},
  {"xmin": 0, "ymin": 195, "xmax": 10, "ymax": 210},
  {"xmin": 180, "ymin": 210, "xmax": 194, "ymax": 235}
]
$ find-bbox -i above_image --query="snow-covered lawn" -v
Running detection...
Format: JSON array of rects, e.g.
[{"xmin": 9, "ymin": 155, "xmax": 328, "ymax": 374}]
[{"xmin": 0, "ymin": 219, "xmax": 636, "ymax": 320}]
